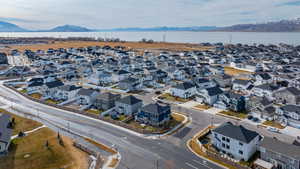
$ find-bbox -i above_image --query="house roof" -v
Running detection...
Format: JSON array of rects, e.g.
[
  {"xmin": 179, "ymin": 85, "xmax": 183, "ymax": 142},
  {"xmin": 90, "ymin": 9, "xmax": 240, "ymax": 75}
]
[
  {"xmin": 117, "ymin": 95, "xmax": 142, "ymax": 105},
  {"xmin": 59, "ymin": 85, "xmax": 81, "ymax": 91},
  {"xmin": 77, "ymin": 88, "xmax": 97, "ymax": 96},
  {"xmin": 141, "ymin": 103, "xmax": 170, "ymax": 115},
  {"xmin": 28, "ymin": 81, "xmax": 44, "ymax": 87},
  {"xmin": 120, "ymin": 77, "xmax": 138, "ymax": 84},
  {"xmin": 255, "ymin": 84, "xmax": 280, "ymax": 91},
  {"xmin": 285, "ymin": 87, "xmax": 300, "ymax": 96},
  {"xmin": 96, "ymin": 92, "xmax": 120, "ymax": 101},
  {"xmin": 45, "ymin": 80, "xmax": 64, "ymax": 89},
  {"xmin": 223, "ymin": 91, "xmax": 242, "ymax": 99},
  {"xmin": 205, "ymin": 87, "xmax": 223, "ymax": 96},
  {"xmin": 0, "ymin": 113, "xmax": 12, "ymax": 144},
  {"xmin": 213, "ymin": 122, "xmax": 259, "ymax": 143},
  {"xmin": 260, "ymin": 137, "xmax": 300, "ymax": 159},
  {"xmin": 257, "ymin": 73, "xmax": 272, "ymax": 80},
  {"xmin": 173, "ymin": 82, "xmax": 195, "ymax": 90},
  {"xmin": 280, "ymin": 105, "xmax": 300, "ymax": 114},
  {"xmin": 233, "ymin": 79, "xmax": 251, "ymax": 86}
]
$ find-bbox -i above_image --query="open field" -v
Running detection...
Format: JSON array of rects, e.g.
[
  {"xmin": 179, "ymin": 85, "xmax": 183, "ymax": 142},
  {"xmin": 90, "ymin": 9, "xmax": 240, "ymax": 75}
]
[
  {"xmin": 0, "ymin": 127, "xmax": 89, "ymax": 169},
  {"xmin": 0, "ymin": 108, "xmax": 42, "ymax": 135},
  {"xmin": 224, "ymin": 66, "xmax": 254, "ymax": 76},
  {"xmin": 5, "ymin": 41, "xmax": 213, "ymax": 52}
]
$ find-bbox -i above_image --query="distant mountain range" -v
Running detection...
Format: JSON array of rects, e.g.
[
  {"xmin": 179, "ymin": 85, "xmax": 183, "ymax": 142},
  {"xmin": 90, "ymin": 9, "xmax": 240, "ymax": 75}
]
[{"xmin": 1, "ymin": 18, "xmax": 300, "ymax": 32}]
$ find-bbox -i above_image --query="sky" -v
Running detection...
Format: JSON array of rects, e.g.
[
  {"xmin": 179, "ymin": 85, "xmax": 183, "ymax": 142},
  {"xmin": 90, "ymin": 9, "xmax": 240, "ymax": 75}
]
[{"xmin": 0, "ymin": 0, "xmax": 300, "ymax": 30}]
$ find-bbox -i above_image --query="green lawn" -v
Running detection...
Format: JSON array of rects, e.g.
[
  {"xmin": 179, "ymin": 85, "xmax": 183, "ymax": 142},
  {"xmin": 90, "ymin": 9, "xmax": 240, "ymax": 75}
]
[{"xmin": 218, "ymin": 110, "xmax": 248, "ymax": 119}]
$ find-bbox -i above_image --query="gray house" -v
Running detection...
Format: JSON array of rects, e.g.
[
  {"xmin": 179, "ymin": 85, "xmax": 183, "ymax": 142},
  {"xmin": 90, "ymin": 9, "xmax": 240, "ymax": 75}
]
[
  {"xmin": 259, "ymin": 137, "xmax": 300, "ymax": 169},
  {"xmin": 115, "ymin": 95, "xmax": 143, "ymax": 116},
  {"xmin": 274, "ymin": 87, "xmax": 300, "ymax": 105},
  {"xmin": 0, "ymin": 114, "xmax": 12, "ymax": 154},
  {"xmin": 94, "ymin": 92, "xmax": 121, "ymax": 111},
  {"xmin": 118, "ymin": 77, "xmax": 141, "ymax": 91}
]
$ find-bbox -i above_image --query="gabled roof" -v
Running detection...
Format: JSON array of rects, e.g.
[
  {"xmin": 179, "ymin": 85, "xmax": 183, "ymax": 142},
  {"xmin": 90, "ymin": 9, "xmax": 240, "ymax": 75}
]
[
  {"xmin": 77, "ymin": 88, "xmax": 98, "ymax": 96},
  {"xmin": 0, "ymin": 113, "xmax": 12, "ymax": 144},
  {"xmin": 28, "ymin": 81, "xmax": 44, "ymax": 87},
  {"xmin": 45, "ymin": 80, "xmax": 64, "ymax": 89},
  {"xmin": 260, "ymin": 137, "xmax": 300, "ymax": 159},
  {"xmin": 280, "ymin": 105, "xmax": 300, "ymax": 114},
  {"xmin": 223, "ymin": 91, "xmax": 242, "ymax": 99},
  {"xmin": 233, "ymin": 79, "xmax": 251, "ymax": 86},
  {"xmin": 141, "ymin": 103, "xmax": 170, "ymax": 115},
  {"xmin": 173, "ymin": 82, "xmax": 195, "ymax": 90},
  {"xmin": 117, "ymin": 95, "xmax": 142, "ymax": 105},
  {"xmin": 285, "ymin": 87, "xmax": 300, "ymax": 96},
  {"xmin": 59, "ymin": 85, "xmax": 81, "ymax": 91},
  {"xmin": 213, "ymin": 122, "xmax": 259, "ymax": 143},
  {"xmin": 205, "ymin": 87, "xmax": 223, "ymax": 96},
  {"xmin": 96, "ymin": 92, "xmax": 120, "ymax": 101},
  {"xmin": 257, "ymin": 73, "xmax": 272, "ymax": 80},
  {"xmin": 255, "ymin": 84, "xmax": 280, "ymax": 91}
]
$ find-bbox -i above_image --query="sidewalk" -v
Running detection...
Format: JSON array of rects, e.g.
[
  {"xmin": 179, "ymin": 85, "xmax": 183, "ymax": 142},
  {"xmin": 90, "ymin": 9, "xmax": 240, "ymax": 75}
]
[{"xmin": 11, "ymin": 125, "xmax": 46, "ymax": 139}]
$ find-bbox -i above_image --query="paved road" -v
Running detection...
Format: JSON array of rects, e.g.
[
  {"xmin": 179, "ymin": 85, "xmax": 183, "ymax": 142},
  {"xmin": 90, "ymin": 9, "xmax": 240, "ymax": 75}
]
[
  {"xmin": 0, "ymin": 82, "xmax": 222, "ymax": 169},
  {"xmin": 0, "ymin": 81, "xmax": 296, "ymax": 169}
]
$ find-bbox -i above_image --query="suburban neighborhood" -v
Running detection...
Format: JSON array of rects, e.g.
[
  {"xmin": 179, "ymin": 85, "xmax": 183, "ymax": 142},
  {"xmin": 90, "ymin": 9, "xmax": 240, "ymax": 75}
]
[{"xmin": 0, "ymin": 39, "xmax": 300, "ymax": 169}]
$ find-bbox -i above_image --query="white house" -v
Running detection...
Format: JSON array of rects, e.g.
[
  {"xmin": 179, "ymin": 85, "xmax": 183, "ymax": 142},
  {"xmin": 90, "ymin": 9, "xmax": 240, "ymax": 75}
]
[
  {"xmin": 251, "ymin": 84, "xmax": 280, "ymax": 98},
  {"xmin": 212, "ymin": 122, "xmax": 261, "ymax": 161},
  {"xmin": 55, "ymin": 85, "xmax": 81, "ymax": 101},
  {"xmin": 276, "ymin": 105, "xmax": 300, "ymax": 129},
  {"xmin": 232, "ymin": 79, "xmax": 252, "ymax": 91},
  {"xmin": 254, "ymin": 73, "xmax": 273, "ymax": 86},
  {"xmin": 76, "ymin": 88, "xmax": 99, "ymax": 105},
  {"xmin": 196, "ymin": 86, "xmax": 223, "ymax": 105},
  {"xmin": 170, "ymin": 82, "xmax": 197, "ymax": 99}
]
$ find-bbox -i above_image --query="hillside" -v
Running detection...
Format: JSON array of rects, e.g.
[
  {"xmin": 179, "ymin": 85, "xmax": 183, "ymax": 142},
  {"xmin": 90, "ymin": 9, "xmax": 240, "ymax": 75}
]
[{"xmin": 0, "ymin": 21, "xmax": 28, "ymax": 32}]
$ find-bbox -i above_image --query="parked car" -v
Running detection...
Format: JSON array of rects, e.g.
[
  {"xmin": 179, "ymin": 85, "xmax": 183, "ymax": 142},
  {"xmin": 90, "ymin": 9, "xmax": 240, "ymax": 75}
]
[
  {"xmin": 267, "ymin": 127, "xmax": 280, "ymax": 133},
  {"xmin": 252, "ymin": 117, "xmax": 259, "ymax": 122}
]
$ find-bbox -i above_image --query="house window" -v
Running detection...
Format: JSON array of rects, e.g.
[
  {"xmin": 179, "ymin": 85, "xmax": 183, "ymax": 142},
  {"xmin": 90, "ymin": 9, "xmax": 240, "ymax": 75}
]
[
  {"xmin": 239, "ymin": 150, "xmax": 243, "ymax": 155},
  {"xmin": 239, "ymin": 142, "xmax": 243, "ymax": 146},
  {"xmin": 222, "ymin": 137, "xmax": 226, "ymax": 141},
  {"xmin": 226, "ymin": 138, "xmax": 230, "ymax": 143},
  {"xmin": 226, "ymin": 145, "xmax": 230, "ymax": 149},
  {"xmin": 222, "ymin": 143, "xmax": 225, "ymax": 148}
]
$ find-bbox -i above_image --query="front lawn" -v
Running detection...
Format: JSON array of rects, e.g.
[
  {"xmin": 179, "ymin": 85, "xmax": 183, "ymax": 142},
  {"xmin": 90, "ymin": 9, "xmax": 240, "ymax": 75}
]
[
  {"xmin": 86, "ymin": 109, "xmax": 103, "ymax": 115},
  {"xmin": 159, "ymin": 93, "xmax": 190, "ymax": 103},
  {"xmin": 218, "ymin": 110, "xmax": 248, "ymax": 119},
  {"xmin": 29, "ymin": 93, "xmax": 42, "ymax": 99},
  {"xmin": 194, "ymin": 104, "xmax": 211, "ymax": 110},
  {"xmin": 263, "ymin": 120, "xmax": 285, "ymax": 129},
  {"xmin": 45, "ymin": 99, "xmax": 60, "ymax": 105}
]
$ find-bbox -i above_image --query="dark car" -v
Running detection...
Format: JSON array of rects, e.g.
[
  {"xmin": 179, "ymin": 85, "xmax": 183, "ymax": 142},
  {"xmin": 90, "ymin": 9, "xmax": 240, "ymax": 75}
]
[
  {"xmin": 247, "ymin": 115, "xmax": 253, "ymax": 120},
  {"xmin": 252, "ymin": 117, "xmax": 259, "ymax": 122}
]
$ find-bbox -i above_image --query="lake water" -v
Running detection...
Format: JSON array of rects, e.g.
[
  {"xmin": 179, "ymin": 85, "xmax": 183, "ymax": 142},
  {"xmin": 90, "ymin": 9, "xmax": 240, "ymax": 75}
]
[{"xmin": 1, "ymin": 31, "xmax": 300, "ymax": 45}]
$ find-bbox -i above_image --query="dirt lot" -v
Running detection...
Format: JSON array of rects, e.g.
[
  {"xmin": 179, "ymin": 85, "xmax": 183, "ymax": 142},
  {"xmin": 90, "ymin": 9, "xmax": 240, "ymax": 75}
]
[
  {"xmin": 5, "ymin": 41, "xmax": 213, "ymax": 52},
  {"xmin": 0, "ymin": 110, "xmax": 89, "ymax": 169}
]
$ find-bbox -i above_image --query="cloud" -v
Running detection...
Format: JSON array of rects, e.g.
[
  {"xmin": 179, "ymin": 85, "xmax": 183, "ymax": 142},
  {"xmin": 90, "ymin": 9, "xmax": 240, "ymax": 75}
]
[
  {"xmin": 0, "ymin": 17, "xmax": 40, "ymax": 23},
  {"xmin": 0, "ymin": 0, "xmax": 299, "ymax": 29}
]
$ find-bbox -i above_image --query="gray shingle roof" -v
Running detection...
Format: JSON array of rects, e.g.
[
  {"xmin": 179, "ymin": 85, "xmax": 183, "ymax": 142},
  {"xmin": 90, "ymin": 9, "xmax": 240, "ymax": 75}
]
[
  {"xmin": 280, "ymin": 105, "xmax": 300, "ymax": 114},
  {"xmin": 260, "ymin": 137, "xmax": 300, "ymax": 159},
  {"xmin": 286, "ymin": 87, "xmax": 300, "ymax": 96},
  {"xmin": 142, "ymin": 103, "xmax": 170, "ymax": 115},
  {"xmin": 173, "ymin": 82, "xmax": 195, "ymax": 90},
  {"xmin": 233, "ymin": 79, "xmax": 251, "ymax": 86},
  {"xmin": 206, "ymin": 87, "xmax": 223, "ymax": 96},
  {"xmin": 45, "ymin": 80, "xmax": 64, "ymax": 89},
  {"xmin": 77, "ymin": 88, "xmax": 97, "ymax": 96},
  {"xmin": 0, "ymin": 113, "xmax": 12, "ymax": 144},
  {"xmin": 117, "ymin": 95, "xmax": 142, "ymax": 105},
  {"xmin": 213, "ymin": 122, "xmax": 259, "ymax": 143}
]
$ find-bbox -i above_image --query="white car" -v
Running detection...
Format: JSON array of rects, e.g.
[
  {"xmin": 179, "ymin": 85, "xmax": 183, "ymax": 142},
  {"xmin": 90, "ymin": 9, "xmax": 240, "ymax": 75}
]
[{"xmin": 267, "ymin": 127, "xmax": 280, "ymax": 133}]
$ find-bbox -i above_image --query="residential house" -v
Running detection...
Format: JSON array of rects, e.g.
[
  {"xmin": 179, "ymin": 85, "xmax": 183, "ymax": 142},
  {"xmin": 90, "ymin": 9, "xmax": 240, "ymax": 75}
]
[
  {"xmin": 274, "ymin": 87, "xmax": 300, "ymax": 105},
  {"xmin": 44, "ymin": 80, "xmax": 64, "ymax": 99},
  {"xmin": 196, "ymin": 86, "xmax": 223, "ymax": 105},
  {"xmin": 76, "ymin": 88, "xmax": 99, "ymax": 105},
  {"xmin": 0, "ymin": 113, "xmax": 12, "ymax": 154},
  {"xmin": 252, "ymin": 84, "xmax": 280, "ymax": 98},
  {"xmin": 55, "ymin": 85, "xmax": 81, "ymax": 101},
  {"xmin": 193, "ymin": 78, "xmax": 216, "ymax": 90},
  {"xmin": 170, "ymin": 82, "xmax": 197, "ymax": 99},
  {"xmin": 212, "ymin": 122, "xmax": 261, "ymax": 161},
  {"xmin": 94, "ymin": 92, "xmax": 121, "ymax": 111},
  {"xmin": 136, "ymin": 103, "xmax": 171, "ymax": 127},
  {"xmin": 115, "ymin": 95, "xmax": 143, "ymax": 116},
  {"xmin": 277, "ymin": 105, "xmax": 300, "ymax": 129},
  {"xmin": 215, "ymin": 91, "xmax": 246, "ymax": 112},
  {"xmin": 212, "ymin": 74, "xmax": 232, "ymax": 88},
  {"xmin": 259, "ymin": 137, "xmax": 300, "ymax": 169},
  {"xmin": 26, "ymin": 81, "xmax": 44, "ymax": 94},
  {"xmin": 232, "ymin": 79, "xmax": 252, "ymax": 91},
  {"xmin": 254, "ymin": 73, "xmax": 273, "ymax": 85},
  {"xmin": 118, "ymin": 77, "xmax": 141, "ymax": 91}
]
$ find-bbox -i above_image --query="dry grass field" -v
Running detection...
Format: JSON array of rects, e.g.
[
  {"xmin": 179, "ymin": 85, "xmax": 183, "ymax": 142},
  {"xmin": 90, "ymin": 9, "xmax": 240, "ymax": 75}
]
[
  {"xmin": 224, "ymin": 66, "xmax": 254, "ymax": 76},
  {"xmin": 6, "ymin": 41, "xmax": 213, "ymax": 52}
]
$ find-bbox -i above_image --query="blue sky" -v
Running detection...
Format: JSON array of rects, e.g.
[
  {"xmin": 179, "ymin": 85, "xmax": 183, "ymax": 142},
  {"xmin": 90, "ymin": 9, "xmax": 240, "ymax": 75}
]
[{"xmin": 0, "ymin": 0, "xmax": 300, "ymax": 29}]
